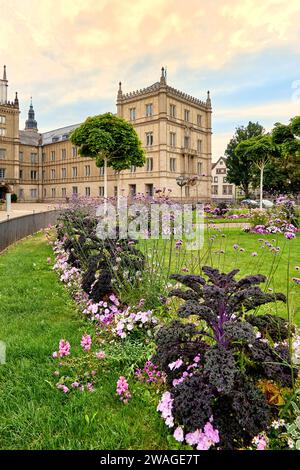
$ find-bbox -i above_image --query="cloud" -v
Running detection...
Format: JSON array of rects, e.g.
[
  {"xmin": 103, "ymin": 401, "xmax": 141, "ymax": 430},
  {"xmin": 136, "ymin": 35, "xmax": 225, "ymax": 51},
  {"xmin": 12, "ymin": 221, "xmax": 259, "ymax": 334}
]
[{"xmin": 0, "ymin": 0, "xmax": 299, "ymax": 154}]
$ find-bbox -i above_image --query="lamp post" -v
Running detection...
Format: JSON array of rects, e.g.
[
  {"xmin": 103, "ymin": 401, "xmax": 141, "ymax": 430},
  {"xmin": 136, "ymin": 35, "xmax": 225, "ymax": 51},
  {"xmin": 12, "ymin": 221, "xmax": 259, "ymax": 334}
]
[{"xmin": 176, "ymin": 175, "xmax": 189, "ymax": 204}]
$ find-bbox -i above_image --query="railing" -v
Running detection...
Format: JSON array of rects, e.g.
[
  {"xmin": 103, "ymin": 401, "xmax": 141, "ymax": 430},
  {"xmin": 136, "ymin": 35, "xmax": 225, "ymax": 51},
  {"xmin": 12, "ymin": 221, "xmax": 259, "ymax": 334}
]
[{"xmin": 0, "ymin": 210, "xmax": 60, "ymax": 252}]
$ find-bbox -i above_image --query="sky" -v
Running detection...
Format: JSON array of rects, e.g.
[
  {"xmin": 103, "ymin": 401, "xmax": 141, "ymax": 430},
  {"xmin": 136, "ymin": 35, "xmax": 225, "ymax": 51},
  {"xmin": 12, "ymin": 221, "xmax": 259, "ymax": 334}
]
[{"xmin": 0, "ymin": 0, "xmax": 300, "ymax": 160}]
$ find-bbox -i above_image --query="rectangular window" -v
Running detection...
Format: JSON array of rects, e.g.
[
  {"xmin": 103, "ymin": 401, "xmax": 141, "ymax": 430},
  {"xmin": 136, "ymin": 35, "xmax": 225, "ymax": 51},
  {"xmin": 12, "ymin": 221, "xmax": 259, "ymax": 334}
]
[
  {"xmin": 19, "ymin": 170, "xmax": 23, "ymax": 179},
  {"xmin": 51, "ymin": 169, "xmax": 55, "ymax": 180},
  {"xmin": 129, "ymin": 184, "xmax": 136, "ymax": 197},
  {"xmin": 114, "ymin": 186, "xmax": 118, "ymax": 197},
  {"xmin": 72, "ymin": 167, "xmax": 78, "ymax": 178},
  {"xmin": 223, "ymin": 177, "xmax": 227, "ymax": 183},
  {"xmin": 197, "ymin": 114, "xmax": 202, "ymax": 126},
  {"xmin": 145, "ymin": 103, "xmax": 153, "ymax": 117},
  {"xmin": 61, "ymin": 168, "xmax": 67, "ymax": 179},
  {"xmin": 170, "ymin": 132, "xmax": 176, "ymax": 147},
  {"xmin": 185, "ymin": 185, "xmax": 190, "ymax": 197},
  {"xmin": 31, "ymin": 153, "xmax": 37, "ymax": 164},
  {"xmin": 42, "ymin": 153, "xmax": 46, "ymax": 163},
  {"xmin": 85, "ymin": 165, "xmax": 91, "ymax": 176},
  {"xmin": 228, "ymin": 185, "xmax": 233, "ymax": 195},
  {"xmin": 0, "ymin": 148, "xmax": 6, "ymax": 159},
  {"xmin": 214, "ymin": 176, "xmax": 218, "ymax": 183},
  {"xmin": 197, "ymin": 162, "xmax": 203, "ymax": 176},
  {"xmin": 72, "ymin": 186, "xmax": 78, "ymax": 195},
  {"xmin": 146, "ymin": 132, "xmax": 153, "ymax": 146},
  {"xmin": 51, "ymin": 188, "xmax": 56, "ymax": 198},
  {"xmin": 197, "ymin": 139, "xmax": 202, "ymax": 153},
  {"xmin": 129, "ymin": 108, "xmax": 136, "ymax": 121},
  {"xmin": 170, "ymin": 157, "xmax": 176, "ymax": 172},
  {"xmin": 130, "ymin": 165, "xmax": 136, "ymax": 173},
  {"xmin": 99, "ymin": 186, "xmax": 104, "ymax": 197},
  {"xmin": 146, "ymin": 157, "xmax": 153, "ymax": 171},
  {"xmin": 212, "ymin": 185, "xmax": 218, "ymax": 195},
  {"xmin": 169, "ymin": 104, "xmax": 176, "ymax": 118},
  {"xmin": 61, "ymin": 149, "xmax": 66, "ymax": 160},
  {"xmin": 0, "ymin": 168, "xmax": 6, "ymax": 178},
  {"xmin": 72, "ymin": 147, "xmax": 77, "ymax": 157},
  {"xmin": 30, "ymin": 189, "xmax": 37, "ymax": 198},
  {"xmin": 0, "ymin": 128, "xmax": 6, "ymax": 136},
  {"xmin": 184, "ymin": 136, "xmax": 189, "ymax": 148},
  {"xmin": 85, "ymin": 187, "xmax": 91, "ymax": 197},
  {"xmin": 19, "ymin": 151, "xmax": 24, "ymax": 162},
  {"xmin": 62, "ymin": 188, "xmax": 66, "ymax": 197},
  {"xmin": 31, "ymin": 170, "xmax": 37, "ymax": 180},
  {"xmin": 184, "ymin": 109, "xmax": 190, "ymax": 121},
  {"xmin": 51, "ymin": 151, "xmax": 55, "ymax": 161},
  {"xmin": 99, "ymin": 166, "xmax": 104, "ymax": 176},
  {"xmin": 145, "ymin": 184, "xmax": 154, "ymax": 197},
  {"xmin": 0, "ymin": 116, "xmax": 6, "ymax": 124}
]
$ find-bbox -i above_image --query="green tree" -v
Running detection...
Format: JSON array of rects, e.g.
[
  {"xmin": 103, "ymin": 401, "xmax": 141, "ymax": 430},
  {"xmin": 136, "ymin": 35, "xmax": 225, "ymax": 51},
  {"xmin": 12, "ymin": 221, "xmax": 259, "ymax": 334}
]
[
  {"xmin": 70, "ymin": 113, "xmax": 145, "ymax": 203},
  {"xmin": 236, "ymin": 135, "xmax": 276, "ymax": 209},
  {"xmin": 225, "ymin": 121, "xmax": 265, "ymax": 198}
]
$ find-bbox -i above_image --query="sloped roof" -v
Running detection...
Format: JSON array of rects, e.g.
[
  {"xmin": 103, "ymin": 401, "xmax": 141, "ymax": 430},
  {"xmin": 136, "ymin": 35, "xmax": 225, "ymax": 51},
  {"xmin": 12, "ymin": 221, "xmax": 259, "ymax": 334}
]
[
  {"xmin": 41, "ymin": 123, "xmax": 81, "ymax": 145},
  {"xmin": 19, "ymin": 130, "xmax": 41, "ymax": 146}
]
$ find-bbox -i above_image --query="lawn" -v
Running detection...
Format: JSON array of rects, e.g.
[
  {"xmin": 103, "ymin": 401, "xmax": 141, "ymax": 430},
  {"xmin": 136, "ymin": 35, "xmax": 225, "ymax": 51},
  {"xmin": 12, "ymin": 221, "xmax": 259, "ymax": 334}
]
[
  {"xmin": 0, "ymin": 228, "xmax": 299, "ymax": 450},
  {"xmin": 0, "ymin": 233, "xmax": 169, "ymax": 450}
]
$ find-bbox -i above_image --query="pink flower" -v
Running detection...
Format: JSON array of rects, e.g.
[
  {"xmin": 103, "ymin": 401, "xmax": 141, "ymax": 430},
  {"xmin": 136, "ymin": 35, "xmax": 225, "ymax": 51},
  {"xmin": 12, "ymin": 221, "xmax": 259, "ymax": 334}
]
[
  {"xmin": 292, "ymin": 277, "xmax": 300, "ymax": 284},
  {"xmin": 116, "ymin": 376, "xmax": 131, "ymax": 403},
  {"xmin": 96, "ymin": 350, "xmax": 106, "ymax": 359},
  {"xmin": 71, "ymin": 381, "xmax": 80, "ymax": 388},
  {"xmin": 52, "ymin": 351, "xmax": 58, "ymax": 358},
  {"xmin": 168, "ymin": 359, "xmax": 183, "ymax": 370},
  {"xmin": 81, "ymin": 334, "xmax": 92, "ymax": 351},
  {"xmin": 47, "ymin": 257, "xmax": 52, "ymax": 264},
  {"xmin": 251, "ymin": 252, "xmax": 258, "ymax": 257},
  {"xmin": 285, "ymin": 232, "xmax": 296, "ymax": 240},
  {"xmin": 173, "ymin": 427, "xmax": 184, "ymax": 442},
  {"xmin": 58, "ymin": 339, "xmax": 70, "ymax": 357}
]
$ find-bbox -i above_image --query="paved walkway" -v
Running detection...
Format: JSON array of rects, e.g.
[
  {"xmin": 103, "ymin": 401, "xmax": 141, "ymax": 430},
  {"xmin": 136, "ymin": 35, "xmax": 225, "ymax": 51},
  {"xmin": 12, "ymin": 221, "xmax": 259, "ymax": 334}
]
[{"xmin": 0, "ymin": 203, "xmax": 58, "ymax": 222}]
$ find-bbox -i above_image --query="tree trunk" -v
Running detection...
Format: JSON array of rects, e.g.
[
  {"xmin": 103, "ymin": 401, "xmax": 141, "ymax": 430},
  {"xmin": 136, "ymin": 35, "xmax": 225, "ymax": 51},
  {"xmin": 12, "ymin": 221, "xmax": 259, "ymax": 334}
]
[
  {"xmin": 103, "ymin": 156, "xmax": 108, "ymax": 213},
  {"xmin": 259, "ymin": 164, "xmax": 264, "ymax": 211},
  {"xmin": 116, "ymin": 170, "xmax": 121, "ymax": 214}
]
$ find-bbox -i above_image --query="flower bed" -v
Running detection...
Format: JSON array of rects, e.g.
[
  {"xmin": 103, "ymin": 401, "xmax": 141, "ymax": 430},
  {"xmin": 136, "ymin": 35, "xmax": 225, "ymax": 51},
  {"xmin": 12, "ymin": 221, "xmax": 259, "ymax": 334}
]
[{"xmin": 47, "ymin": 200, "xmax": 300, "ymax": 450}]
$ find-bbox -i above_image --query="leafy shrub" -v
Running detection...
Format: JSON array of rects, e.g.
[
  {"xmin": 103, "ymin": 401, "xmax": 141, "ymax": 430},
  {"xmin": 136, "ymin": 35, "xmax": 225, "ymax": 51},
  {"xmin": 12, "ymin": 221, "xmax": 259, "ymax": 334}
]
[{"xmin": 154, "ymin": 266, "xmax": 297, "ymax": 449}]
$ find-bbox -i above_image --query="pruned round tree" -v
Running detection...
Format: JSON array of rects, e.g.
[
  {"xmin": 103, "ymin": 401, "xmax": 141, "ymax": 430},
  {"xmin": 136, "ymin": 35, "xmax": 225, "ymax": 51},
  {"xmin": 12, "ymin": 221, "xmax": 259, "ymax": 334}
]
[{"xmin": 70, "ymin": 113, "xmax": 145, "ymax": 202}]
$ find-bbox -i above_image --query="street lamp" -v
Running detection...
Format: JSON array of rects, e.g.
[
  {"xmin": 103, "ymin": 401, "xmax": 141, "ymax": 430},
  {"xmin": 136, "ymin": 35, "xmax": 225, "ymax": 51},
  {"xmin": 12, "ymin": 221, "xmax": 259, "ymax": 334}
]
[{"xmin": 176, "ymin": 175, "xmax": 189, "ymax": 203}]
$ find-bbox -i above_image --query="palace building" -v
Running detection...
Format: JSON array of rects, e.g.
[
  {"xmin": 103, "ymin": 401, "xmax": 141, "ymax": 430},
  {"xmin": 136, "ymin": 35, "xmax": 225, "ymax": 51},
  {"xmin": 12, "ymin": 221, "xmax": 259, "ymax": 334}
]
[{"xmin": 0, "ymin": 66, "xmax": 212, "ymax": 202}]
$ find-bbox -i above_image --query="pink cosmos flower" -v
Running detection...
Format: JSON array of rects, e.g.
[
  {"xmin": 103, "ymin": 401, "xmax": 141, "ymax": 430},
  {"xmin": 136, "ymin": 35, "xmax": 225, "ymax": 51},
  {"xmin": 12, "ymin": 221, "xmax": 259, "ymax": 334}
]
[{"xmin": 81, "ymin": 334, "xmax": 92, "ymax": 351}]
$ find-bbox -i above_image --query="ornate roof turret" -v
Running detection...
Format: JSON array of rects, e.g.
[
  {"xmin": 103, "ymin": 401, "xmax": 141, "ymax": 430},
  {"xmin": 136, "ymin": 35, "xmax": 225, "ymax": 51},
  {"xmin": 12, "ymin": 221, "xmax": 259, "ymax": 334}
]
[
  {"xmin": 206, "ymin": 90, "xmax": 212, "ymax": 108},
  {"xmin": 160, "ymin": 66, "xmax": 166, "ymax": 85},
  {"xmin": 25, "ymin": 97, "xmax": 38, "ymax": 131},
  {"xmin": 14, "ymin": 92, "xmax": 19, "ymax": 108},
  {"xmin": 117, "ymin": 81, "xmax": 123, "ymax": 100},
  {"xmin": 0, "ymin": 65, "xmax": 8, "ymax": 104}
]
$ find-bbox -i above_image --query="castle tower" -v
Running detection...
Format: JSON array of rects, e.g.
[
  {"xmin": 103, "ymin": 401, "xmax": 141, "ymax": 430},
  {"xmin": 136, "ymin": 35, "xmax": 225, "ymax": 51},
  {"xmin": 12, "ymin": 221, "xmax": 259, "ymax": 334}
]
[
  {"xmin": 0, "ymin": 65, "xmax": 8, "ymax": 104},
  {"xmin": 25, "ymin": 97, "xmax": 38, "ymax": 132}
]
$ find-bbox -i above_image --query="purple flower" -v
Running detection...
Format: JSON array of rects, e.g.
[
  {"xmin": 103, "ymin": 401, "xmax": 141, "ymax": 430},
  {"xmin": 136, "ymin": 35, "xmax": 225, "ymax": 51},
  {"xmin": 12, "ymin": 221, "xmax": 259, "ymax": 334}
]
[
  {"xmin": 292, "ymin": 277, "xmax": 300, "ymax": 284},
  {"xmin": 285, "ymin": 232, "xmax": 296, "ymax": 240}
]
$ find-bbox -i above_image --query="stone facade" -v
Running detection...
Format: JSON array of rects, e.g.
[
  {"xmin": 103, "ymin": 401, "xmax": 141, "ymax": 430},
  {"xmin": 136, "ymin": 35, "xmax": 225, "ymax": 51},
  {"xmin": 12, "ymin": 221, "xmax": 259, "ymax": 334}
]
[{"xmin": 0, "ymin": 66, "xmax": 212, "ymax": 202}]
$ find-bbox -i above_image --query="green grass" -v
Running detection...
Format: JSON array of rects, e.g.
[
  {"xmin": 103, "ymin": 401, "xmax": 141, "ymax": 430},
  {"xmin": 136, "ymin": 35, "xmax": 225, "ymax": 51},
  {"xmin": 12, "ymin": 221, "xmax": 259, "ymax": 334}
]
[{"xmin": 0, "ymin": 233, "xmax": 169, "ymax": 450}]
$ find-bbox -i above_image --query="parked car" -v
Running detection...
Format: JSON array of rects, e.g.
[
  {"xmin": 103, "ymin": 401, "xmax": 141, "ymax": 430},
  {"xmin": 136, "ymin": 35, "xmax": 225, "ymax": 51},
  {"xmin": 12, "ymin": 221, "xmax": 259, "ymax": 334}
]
[
  {"xmin": 241, "ymin": 199, "xmax": 259, "ymax": 208},
  {"xmin": 261, "ymin": 199, "xmax": 274, "ymax": 209}
]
